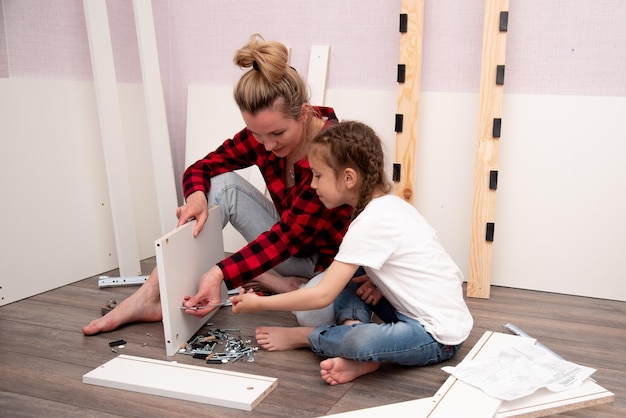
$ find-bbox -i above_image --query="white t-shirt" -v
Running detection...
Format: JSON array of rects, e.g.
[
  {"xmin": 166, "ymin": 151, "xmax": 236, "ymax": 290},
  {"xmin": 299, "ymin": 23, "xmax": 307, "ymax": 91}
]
[{"xmin": 334, "ymin": 194, "xmax": 473, "ymax": 345}]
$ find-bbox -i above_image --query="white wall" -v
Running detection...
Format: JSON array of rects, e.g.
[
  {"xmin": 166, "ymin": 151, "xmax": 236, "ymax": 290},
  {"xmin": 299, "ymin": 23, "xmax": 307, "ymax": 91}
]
[{"xmin": 1, "ymin": 1, "xmax": 625, "ymax": 303}]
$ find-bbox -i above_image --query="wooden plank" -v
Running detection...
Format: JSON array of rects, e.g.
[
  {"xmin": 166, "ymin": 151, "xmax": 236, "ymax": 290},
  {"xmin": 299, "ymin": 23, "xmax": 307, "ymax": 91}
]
[
  {"xmin": 431, "ymin": 332, "xmax": 614, "ymax": 417},
  {"xmin": 323, "ymin": 397, "xmax": 436, "ymax": 417},
  {"xmin": 83, "ymin": 0, "xmax": 141, "ymax": 277},
  {"xmin": 497, "ymin": 384, "xmax": 615, "ymax": 417},
  {"xmin": 83, "ymin": 354, "xmax": 278, "ymax": 411},
  {"xmin": 155, "ymin": 206, "xmax": 228, "ymax": 356},
  {"xmin": 394, "ymin": 0, "xmax": 424, "ymax": 204},
  {"xmin": 467, "ymin": 0, "xmax": 509, "ymax": 299},
  {"xmin": 132, "ymin": 0, "xmax": 179, "ymax": 235},
  {"xmin": 307, "ymin": 45, "xmax": 330, "ymax": 106},
  {"xmin": 429, "ymin": 331, "xmax": 506, "ymax": 417},
  {"xmin": 325, "ymin": 331, "xmax": 614, "ymax": 417}
]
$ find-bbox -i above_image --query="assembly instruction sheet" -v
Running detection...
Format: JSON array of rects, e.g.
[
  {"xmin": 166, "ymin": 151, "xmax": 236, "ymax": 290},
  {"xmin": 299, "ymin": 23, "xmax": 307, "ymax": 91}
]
[{"xmin": 442, "ymin": 342, "xmax": 596, "ymax": 401}]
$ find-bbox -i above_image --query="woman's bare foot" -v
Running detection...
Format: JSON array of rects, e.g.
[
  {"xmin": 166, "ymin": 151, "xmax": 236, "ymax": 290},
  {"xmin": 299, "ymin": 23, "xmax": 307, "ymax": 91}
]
[
  {"xmin": 255, "ymin": 326, "xmax": 314, "ymax": 351},
  {"xmin": 82, "ymin": 270, "xmax": 163, "ymax": 336},
  {"xmin": 319, "ymin": 357, "xmax": 380, "ymax": 385},
  {"xmin": 243, "ymin": 271, "xmax": 309, "ymax": 294}
]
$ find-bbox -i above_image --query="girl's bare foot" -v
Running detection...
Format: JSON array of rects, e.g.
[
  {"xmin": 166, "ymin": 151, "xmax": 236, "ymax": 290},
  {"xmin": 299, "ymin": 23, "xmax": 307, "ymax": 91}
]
[
  {"xmin": 319, "ymin": 357, "xmax": 380, "ymax": 385},
  {"xmin": 243, "ymin": 271, "xmax": 309, "ymax": 294},
  {"xmin": 82, "ymin": 271, "xmax": 163, "ymax": 335},
  {"xmin": 255, "ymin": 326, "xmax": 314, "ymax": 351}
]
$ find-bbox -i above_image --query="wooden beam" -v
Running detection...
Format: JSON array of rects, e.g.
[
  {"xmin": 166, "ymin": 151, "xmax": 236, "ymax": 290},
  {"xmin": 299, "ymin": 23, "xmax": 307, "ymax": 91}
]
[
  {"xmin": 394, "ymin": 0, "xmax": 424, "ymax": 204},
  {"xmin": 467, "ymin": 0, "xmax": 509, "ymax": 298}
]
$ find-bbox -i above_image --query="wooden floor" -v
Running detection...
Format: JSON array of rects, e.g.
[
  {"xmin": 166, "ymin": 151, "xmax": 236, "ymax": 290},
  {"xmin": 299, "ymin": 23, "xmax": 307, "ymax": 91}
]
[{"xmin": 1, "ymin": 257, "xmax": 624, "ymax": 417}]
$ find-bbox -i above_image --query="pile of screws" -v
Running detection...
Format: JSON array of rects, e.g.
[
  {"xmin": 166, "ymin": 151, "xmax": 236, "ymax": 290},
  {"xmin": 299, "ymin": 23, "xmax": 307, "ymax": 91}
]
[{"xmin": 179, "ymin": 327, "xmax": 258, "ymax": 364}]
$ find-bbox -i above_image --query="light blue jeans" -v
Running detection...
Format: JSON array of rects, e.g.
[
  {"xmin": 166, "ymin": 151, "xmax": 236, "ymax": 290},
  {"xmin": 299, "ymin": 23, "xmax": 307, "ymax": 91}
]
[
  {"xmin": 307, "ymin": 280, "xmax": 462, "ymax": 365},
  {"xmin": 207, "ymin": 172, "xmax": 335, "ymax": 326}
]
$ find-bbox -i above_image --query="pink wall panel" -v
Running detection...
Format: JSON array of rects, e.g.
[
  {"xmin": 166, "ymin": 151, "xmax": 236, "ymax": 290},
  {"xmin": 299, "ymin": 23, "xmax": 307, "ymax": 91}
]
[
  {"xmin": 3, "ymin": 0, "xmax": 92, "ymax": 80},
  {"xmin": 0, "ymin": 2, "xmax": 7, "ymax": 77},
  {"xmin": 107, "ymin": 0, "xmax": 142, "ymax": 83},
  {"xmin": 2, "ymin": 0, "xmax": 625, "ymax": 199},
  {"xmin": 149, "ymin": 0, "xmax": 401, "ymax": 198},
  {"xmin": 421, "ymin": 0, "xmax": 484, "ymax": 93},
  {"xmin": 505, "ymin": 0, "xmax": 626, "ymax": 96}
]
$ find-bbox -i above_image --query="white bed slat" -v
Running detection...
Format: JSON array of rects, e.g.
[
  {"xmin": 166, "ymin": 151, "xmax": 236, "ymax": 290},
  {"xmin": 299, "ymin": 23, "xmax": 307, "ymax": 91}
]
[{"xmin": 83, "ymin": 354, "xmax": 277, "ymax": 411}]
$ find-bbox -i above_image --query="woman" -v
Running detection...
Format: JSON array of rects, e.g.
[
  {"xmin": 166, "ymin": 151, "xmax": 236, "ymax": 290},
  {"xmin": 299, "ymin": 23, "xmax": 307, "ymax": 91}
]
[{"xmin": 82, "ymin": 34, "xmax": 377, "ymax": 336}]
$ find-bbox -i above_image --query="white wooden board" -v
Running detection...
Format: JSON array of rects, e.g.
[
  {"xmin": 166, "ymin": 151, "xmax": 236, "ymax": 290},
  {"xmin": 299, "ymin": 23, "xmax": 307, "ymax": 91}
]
[
  {"xmin": 155, "ymin": 205, "xmax": 228, "ymax": 356},
  {"xmin": 83, "ymin": 354, "xmax": 277, "ymax": 411},
  {"xmin": 496, "ymin": 383, "xmax": 616, "ymax": 417},
  {"xmin": 324, "ymin": 331, "xmax": 614, "ymax": 417},
  {"xmin": 414, "ymin": 92, "xmax": 626, "ymax": 302},
  {"xmin": 428, "ymin": 332, "xmax": 515, "ymax": 417},
  {"xmin": 83, "ymin": 0, "xmax": 141, "ymax": 276},
  {"xmin": 0, "ymin": 77, "xmax": 161, "ymax": 306},
  {"xmin": 132, "ymin": 0, "xmax": 178, "ymax": 235},
  {"xmin": 322, "ymin": 397, "xmax": 437, "ymax": 417},
  {"xmin": 431, "ymin": 331, "xmax": 615, "ymax": 417},
  {"xmin": 493, "ymin": 94, "xmax": 626, "ymax": 301},
  {"xmin": 307, "ymin": 45, "xmax": 330, "ymax": 106}
]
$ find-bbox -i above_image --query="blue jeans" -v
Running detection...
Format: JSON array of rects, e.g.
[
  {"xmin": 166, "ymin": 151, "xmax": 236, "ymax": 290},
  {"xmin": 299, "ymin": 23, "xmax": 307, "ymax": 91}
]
[
  {"xmin": 207, "ymin": 172, "xmax": 334, "ymax": 326},
  {"xmin": 307, "ymin": 280, "xmax": 462, "ymax": 365}
]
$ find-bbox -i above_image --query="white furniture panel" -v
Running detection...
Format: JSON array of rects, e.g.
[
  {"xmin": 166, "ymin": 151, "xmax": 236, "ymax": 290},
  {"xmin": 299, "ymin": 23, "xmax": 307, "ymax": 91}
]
[
  {"xmin": 0, "ymin": 78, "xmax": 160, "ymax": 306},
  {"xmin": 324, "ymin": 331, "xmax": 614, "ymax": 417},
  {"xmin": 133, "ymin": 0, "xmax": 179, "ymax": 235},
  {"xmin": 83, "ymin": 354, "xmax": 277, "ymax": 411},
  {"xmin": 84, "ymin": 0, "xmax": 141, "ymax": 276},
  {"xmin": 155, "ymin": 206, "xmax": 228, "ymax": 356}
]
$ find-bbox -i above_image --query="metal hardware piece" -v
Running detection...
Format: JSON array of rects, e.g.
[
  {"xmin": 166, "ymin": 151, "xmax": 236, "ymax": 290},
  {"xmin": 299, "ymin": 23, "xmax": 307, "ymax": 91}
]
[
  {"xmin": 98, "ymin": 275, "xmax": 148, "ymax": 288},
  {"xmin": 179, "ymin": 301, "xmax": 231, "ymax": 310},
  {"xmin": 178, "ymin": 328, "xmax": 258, "ymax": 365}
]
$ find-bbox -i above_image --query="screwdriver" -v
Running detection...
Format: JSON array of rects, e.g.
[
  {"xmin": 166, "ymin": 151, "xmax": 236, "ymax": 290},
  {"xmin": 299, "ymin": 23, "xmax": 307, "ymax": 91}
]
[{"xmin": 179, "ymin": 301, "xmax": 231, "ymax": 310}]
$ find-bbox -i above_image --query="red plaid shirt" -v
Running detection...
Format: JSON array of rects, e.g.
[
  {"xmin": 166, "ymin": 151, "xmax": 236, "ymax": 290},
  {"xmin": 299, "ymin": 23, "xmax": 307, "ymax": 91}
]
[{"xmin": 182, "ymin": 107, "xmax": 352, "ymax": 289}]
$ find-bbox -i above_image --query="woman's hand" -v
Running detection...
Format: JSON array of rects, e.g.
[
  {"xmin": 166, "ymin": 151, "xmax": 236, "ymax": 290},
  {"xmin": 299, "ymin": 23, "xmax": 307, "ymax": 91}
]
[
  {"xmin": 181, "ymin": 265, "xmax": 225, "ymax": 317},
  {"xmin": 176, "ymin": 190, "xmax": 209, "ymax": 237},
  {"xmin": 230, "ymin": 287, "xmax": 262, "ymax": 314},
  {"xmin": 352, "ymin": 274, "xmax": 382, "ymax": 306}
]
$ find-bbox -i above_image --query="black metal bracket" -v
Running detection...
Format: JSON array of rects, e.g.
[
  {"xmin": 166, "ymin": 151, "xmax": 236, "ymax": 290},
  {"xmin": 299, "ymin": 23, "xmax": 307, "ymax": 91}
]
[{"xmin": 395, "ymin": 114, "xmax": 404, "ymax": 133}]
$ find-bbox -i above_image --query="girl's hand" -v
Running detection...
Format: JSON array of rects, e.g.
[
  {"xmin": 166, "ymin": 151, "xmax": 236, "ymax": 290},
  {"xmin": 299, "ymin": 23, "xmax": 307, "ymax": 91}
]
[
  {"xmin": 352, "ymin": 274, "xmax": 382, "ymax": 306},
  {"xmin": 176, "ymin": 191, "xmax": 209, "ymax": 237},
  {"xmin": 230, "ymin": 287, "xmax": 261, "ymax": 314}
]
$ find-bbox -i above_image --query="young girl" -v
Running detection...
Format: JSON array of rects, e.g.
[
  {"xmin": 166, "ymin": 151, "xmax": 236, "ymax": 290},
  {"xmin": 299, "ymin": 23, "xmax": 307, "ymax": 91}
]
[{"xmin": 231, "ymin": 121, "xmax": 473, "ymax": 385}]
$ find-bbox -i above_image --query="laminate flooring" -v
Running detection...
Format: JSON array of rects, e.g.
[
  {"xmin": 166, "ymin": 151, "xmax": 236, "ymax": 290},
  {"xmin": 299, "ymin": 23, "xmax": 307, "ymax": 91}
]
[{"xmin": 0, "ymin": 257, "xmax": 624, "ymax": 417}]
